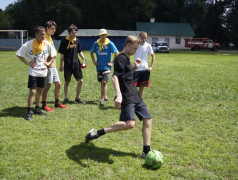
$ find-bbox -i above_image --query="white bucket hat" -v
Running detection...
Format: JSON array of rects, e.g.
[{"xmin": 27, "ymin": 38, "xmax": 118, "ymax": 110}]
[{"xmin": 98, "ymin": 29, "xmax": 108, "ymax": 36}]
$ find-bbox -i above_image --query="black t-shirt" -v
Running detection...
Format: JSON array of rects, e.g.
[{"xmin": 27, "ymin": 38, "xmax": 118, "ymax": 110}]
[
  {"xmin": 113, "ymin": 53, "xmax": 142, "ymax": 104},
  {"xmin": 58, "ymin": 38, "xmax": 82, "ymax": 69}
]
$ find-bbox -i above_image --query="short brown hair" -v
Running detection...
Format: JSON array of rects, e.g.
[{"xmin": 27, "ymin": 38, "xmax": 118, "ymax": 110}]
[
  {"xmin": 45, "ymin": 20, "xmax": 57, "ymax": 28},
  {"xmin": 34, "ymin": 26, "xmax": 45, "ymax": 34},
  {"xmin": 68, "ymin": 24, "xmax": 78, "ymax": 33},
  {"xmin": 124, "ymin": 35, "xmax": 140, "ymax": 47}
]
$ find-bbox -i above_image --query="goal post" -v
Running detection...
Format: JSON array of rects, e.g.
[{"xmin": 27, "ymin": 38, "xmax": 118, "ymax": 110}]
[{"xmin": 0, "ymin": 30, "xmax": 28, "ymax": 50}]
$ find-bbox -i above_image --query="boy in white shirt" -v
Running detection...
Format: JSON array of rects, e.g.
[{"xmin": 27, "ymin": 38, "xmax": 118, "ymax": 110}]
[
  {"xmin": 133, "ymin": 32, "xmax": 155, "ymax": 98},
  {"xmin": 16, "ymin": 26, "xmax": 56, "ymax": 120},
  {"xmin": 42, "ymin": 21, "xmax": 68, "ymax": 112}
]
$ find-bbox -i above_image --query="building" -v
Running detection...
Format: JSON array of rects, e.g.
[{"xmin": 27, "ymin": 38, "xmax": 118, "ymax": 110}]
[
  {"xmin": 136, "ymin": 22, "xmax": 195, "ymax": 49},
  {"xmin": 59, "ymin": 29, "xmax": 140, "ymax": 51}
]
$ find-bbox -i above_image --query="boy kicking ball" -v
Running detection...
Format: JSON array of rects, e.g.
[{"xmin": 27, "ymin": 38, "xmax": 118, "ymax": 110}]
[{"xmin": 85, "ymin": 35, "xmax": 153, "ymax": 157}]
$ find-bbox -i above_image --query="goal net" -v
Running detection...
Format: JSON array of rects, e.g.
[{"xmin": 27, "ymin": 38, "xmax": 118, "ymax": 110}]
[{"xmin": 0, "ymin": 30, "xmax": 28, "ymax": 51}]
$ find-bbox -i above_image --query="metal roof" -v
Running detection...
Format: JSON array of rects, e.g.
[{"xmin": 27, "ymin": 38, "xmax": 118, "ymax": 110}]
[
  {"xmin": 59, "ymin": 29, "xmax": 140, "ymax": 37},
  {"xmin": 136, "ymin": 22, "xmax": 195, "ymax": 36}
]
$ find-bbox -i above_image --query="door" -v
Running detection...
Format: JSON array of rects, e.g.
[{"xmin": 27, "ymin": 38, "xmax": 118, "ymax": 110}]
[{"xmin": 165, "ymin": 38, "xmax": 170, "ymax": 47}]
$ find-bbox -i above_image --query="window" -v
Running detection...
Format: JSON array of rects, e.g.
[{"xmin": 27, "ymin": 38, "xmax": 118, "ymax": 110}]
[
  {"xmin": 176, "ymin": 37, "xmax": 181, "ymax": 44},
  {"xmin": 152, "ymin": 38, "xmax": 158, "ymax": 46}
]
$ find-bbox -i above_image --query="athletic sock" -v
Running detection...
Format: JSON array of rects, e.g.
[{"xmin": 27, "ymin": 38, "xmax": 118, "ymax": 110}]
[
  {"xmin": 27, "ymin": 107, "xmax": 32, "ymax": 113},
  {"xmin": 35, "ymin": 106, "xmax": 40, "ymax": 110},
  {"xmin": 143, "ymin": 145, "xmax": 151, "ymax": 154},
  {"xmin": 55, "ymin": 99, "xmax": 59, "ymax": 104},
  {"xmin": 97, "ymin": 129, "xmax": 105, "ymax": 136},
  {"xmin": 42, "ymin": 101, "xmax": 47, "ymax": 108}
]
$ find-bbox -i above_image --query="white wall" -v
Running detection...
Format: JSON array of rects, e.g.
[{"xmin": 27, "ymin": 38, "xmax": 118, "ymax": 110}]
[{"xmin": 147, "ymin": 35, "xmax": 192, "ymax": 49}]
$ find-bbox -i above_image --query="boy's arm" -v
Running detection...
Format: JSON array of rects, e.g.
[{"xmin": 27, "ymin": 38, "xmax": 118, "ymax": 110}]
[
  {"xmin": 17, "ymin": 56, "xmax": 36, "ymax": 68},
  {"xmin": 79, "ymin": 51, "xmax": 86, "ymax": 64},
  {"xmin": 111, "ymin": 51, "xmax": 119, "ymax": 65},
  {"xmin": 112, "ymin": 75, "xmax": 122, "ymax": 109},
  {"xmin": 45, "ymin": 56, "xmax": 55, "ymax": 66},
  {"xmin": 148, "ymin": 54, "xmax": 155, "ymax": 71},
  {"xmin": 90, "ymin": 51, "xmax": 97, "ymax": 66},
  {"xmin": 59, "ymin": 54, "xmax": 64, "ymax": 72}
]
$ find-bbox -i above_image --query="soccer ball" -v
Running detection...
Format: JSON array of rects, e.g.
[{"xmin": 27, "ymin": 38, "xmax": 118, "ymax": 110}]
[{"xmin": 146, "ymin": 150, "xmax": 164, "ymax": 169}]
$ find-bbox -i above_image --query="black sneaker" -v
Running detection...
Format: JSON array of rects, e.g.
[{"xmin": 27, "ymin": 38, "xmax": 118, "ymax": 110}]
[
  {"xmin": 63, "ymin": 98, "xmax": 69, "ymax": 104},
  {"xmin": 34, "ymin": 109, "xmax": 47, "ymax": 116},
  {"xmin": 141, "ymin": 152, "xmax": 146, "ymax": 159},
  {"xmin": 74, "ymin": 98, "xmax": 86, "ymax": 104},
  {"xmin": 99, "ymin": 100, "xmax": 104, "ymax": 106},
  {"xmin": 104, "ymin": 98, "xmax": 108, "ymax": 101},
  {"xmin": 85, "ymin": 128, "xmax": 99, "ymax": 143},
  {"xmin": 25, "ymin": 111, "xmax": 33, "ymax": 120}
]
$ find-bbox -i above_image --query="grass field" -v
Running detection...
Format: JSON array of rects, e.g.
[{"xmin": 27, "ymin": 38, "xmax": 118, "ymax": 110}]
[{"xmin": 0, "ymin": 50, "xmax": 237, "ymax": 179}]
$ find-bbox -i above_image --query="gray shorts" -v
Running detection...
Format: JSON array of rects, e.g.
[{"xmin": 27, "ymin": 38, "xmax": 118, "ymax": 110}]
[
  {"xmin": 46, "ymin": 67, "xmax": 60, "ymax": 84},
  {"xmin": 97, "ymin": 70, "xmax": 111, "ymax": 82},
  {"xmin": 119, "ymin": 100, "xmax": 152, "ymax": 121}
]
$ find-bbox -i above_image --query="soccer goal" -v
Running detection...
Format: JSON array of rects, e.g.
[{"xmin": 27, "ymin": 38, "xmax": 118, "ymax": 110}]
[{"xmin": 0, "ymin": 30, "xmax": 28, "ymax": 51}]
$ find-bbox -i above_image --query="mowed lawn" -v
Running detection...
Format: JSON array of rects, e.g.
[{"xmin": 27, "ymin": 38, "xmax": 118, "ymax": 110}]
[{"xmin": 0, "ymin": 50, "xmax": 237, "ymax": 179}]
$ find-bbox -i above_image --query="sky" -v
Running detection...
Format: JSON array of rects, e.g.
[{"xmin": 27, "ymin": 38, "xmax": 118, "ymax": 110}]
[{"xmin": 0, "ymin": 0, "xmax": 16, "ymax": 10}]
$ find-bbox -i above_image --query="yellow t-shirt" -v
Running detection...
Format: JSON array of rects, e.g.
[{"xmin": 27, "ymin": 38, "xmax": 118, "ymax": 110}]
[{"xmin": 45, "ymin": 34, "xmax": 56, "ymax": 68}]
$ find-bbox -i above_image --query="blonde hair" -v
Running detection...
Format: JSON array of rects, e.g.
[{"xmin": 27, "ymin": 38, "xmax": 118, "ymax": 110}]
[
  {"xmin": 139, "ymin": 31, "xmax": 147, "ymax": 37},
  {"xmin": 124, "ymin": 35, "xmax": 140, "ymax": 47}
]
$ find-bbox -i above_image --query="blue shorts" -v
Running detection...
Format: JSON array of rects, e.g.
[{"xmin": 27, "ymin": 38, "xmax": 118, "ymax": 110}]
[{"xmin": 119, "ymin": 100, "xmax": 152, "ymax": 121}]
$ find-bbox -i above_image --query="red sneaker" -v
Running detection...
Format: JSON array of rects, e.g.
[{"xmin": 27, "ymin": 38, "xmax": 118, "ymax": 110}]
[
  {"xmin": 55, "ymin": 102, "xmax": 68, "ymax": 109},
  {"xmin": 44, "ymin": 105, "xmax": 54, "ymax": 112}
]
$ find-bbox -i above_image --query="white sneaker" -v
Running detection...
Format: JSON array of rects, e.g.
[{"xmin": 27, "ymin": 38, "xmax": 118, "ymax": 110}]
[{"xmin": 85, "ymin": 128, "xmax": 99, "ymax": 143}]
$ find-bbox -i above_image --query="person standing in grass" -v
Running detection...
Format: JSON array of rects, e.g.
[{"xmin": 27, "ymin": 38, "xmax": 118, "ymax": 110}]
[
  {"xmin": 133, "ymin": 31, "xmax": 155, "ymax": 98},
  {"xmin": 85, "ymin": 35, "xmax": 153, "ymax": 158},
  {"xmin": 16, "ymin": 26, "xmax": 57, "ymax": 120},
  {"xmin": 42, "ymin": 21, "xmax": 68, "ymax": 112},
  {"xmin": 90, "ymin": 29, "xmax": 119, "ymax": 106},
  {"xmin": 59, "ymin": 24, "xmax": 86, "ymax": 104}
]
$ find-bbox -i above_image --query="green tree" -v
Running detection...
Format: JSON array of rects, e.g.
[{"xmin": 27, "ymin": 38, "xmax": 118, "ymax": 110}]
[
  {"xmin": 225, "ymin": 0, "xmax": 238, "ymax": 47},
  {"xmin": 0, "ymin": 10, "xmax": 13, "ymax": 30},
  {"xmin": 5, "ymin": 0, "xmax": 81, "ymax": 36},
  {"xmin": 196, "ymin": 0, "xmax": 232, "ymax": 43},
  {"xmin": 76, "ymin": 0, "xmax": 156, "ymax": 30}
]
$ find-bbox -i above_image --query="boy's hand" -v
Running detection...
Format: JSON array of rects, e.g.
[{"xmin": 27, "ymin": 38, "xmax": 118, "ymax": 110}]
[
  {"xmin": 134, "ymin": 58, "xmax": 141, "ymax": 68},
  {"xmin": 29, "ymin": 57, "xmax": 36, "ymax": 68},
  {"xmin": 114, "ymin": 95, "xmax": 122, "ymax": 109}
]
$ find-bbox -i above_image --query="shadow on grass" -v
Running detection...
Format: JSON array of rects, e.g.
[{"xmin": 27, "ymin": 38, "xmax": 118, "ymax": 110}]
[
  {"xmin": 66, "ymin": 142, "xmax": 138, "ymax": 167},
  {"xmin": 46, "ymin": 100, "xmax": 98, "ymax": 105},
  {"xmin": 141, "ymin": 163, "xmax": 160, "ymax": 171},
  {"xmin": 99, "ymin": 106, "xmax": 115, "ymax": 110},
  {"xmin": 0, "ymin": 106, "xmax": 26, "ymax": 118}
]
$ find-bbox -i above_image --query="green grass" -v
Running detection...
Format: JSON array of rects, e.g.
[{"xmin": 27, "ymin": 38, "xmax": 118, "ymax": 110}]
[{"xmin": 0, "ymin": 50, "xmax": 237, "ymax": 179}]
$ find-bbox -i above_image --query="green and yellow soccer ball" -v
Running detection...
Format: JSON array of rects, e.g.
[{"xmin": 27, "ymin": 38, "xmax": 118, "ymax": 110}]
[{"xmin": 146, "ymin": 150, "xmax": 164, "ymax": 169}]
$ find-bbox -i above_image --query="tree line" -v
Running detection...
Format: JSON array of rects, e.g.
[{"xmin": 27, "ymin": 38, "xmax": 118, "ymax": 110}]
[{"xmin": 0, "ymin": 0, "xmax": 237, "ymax": 47}]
